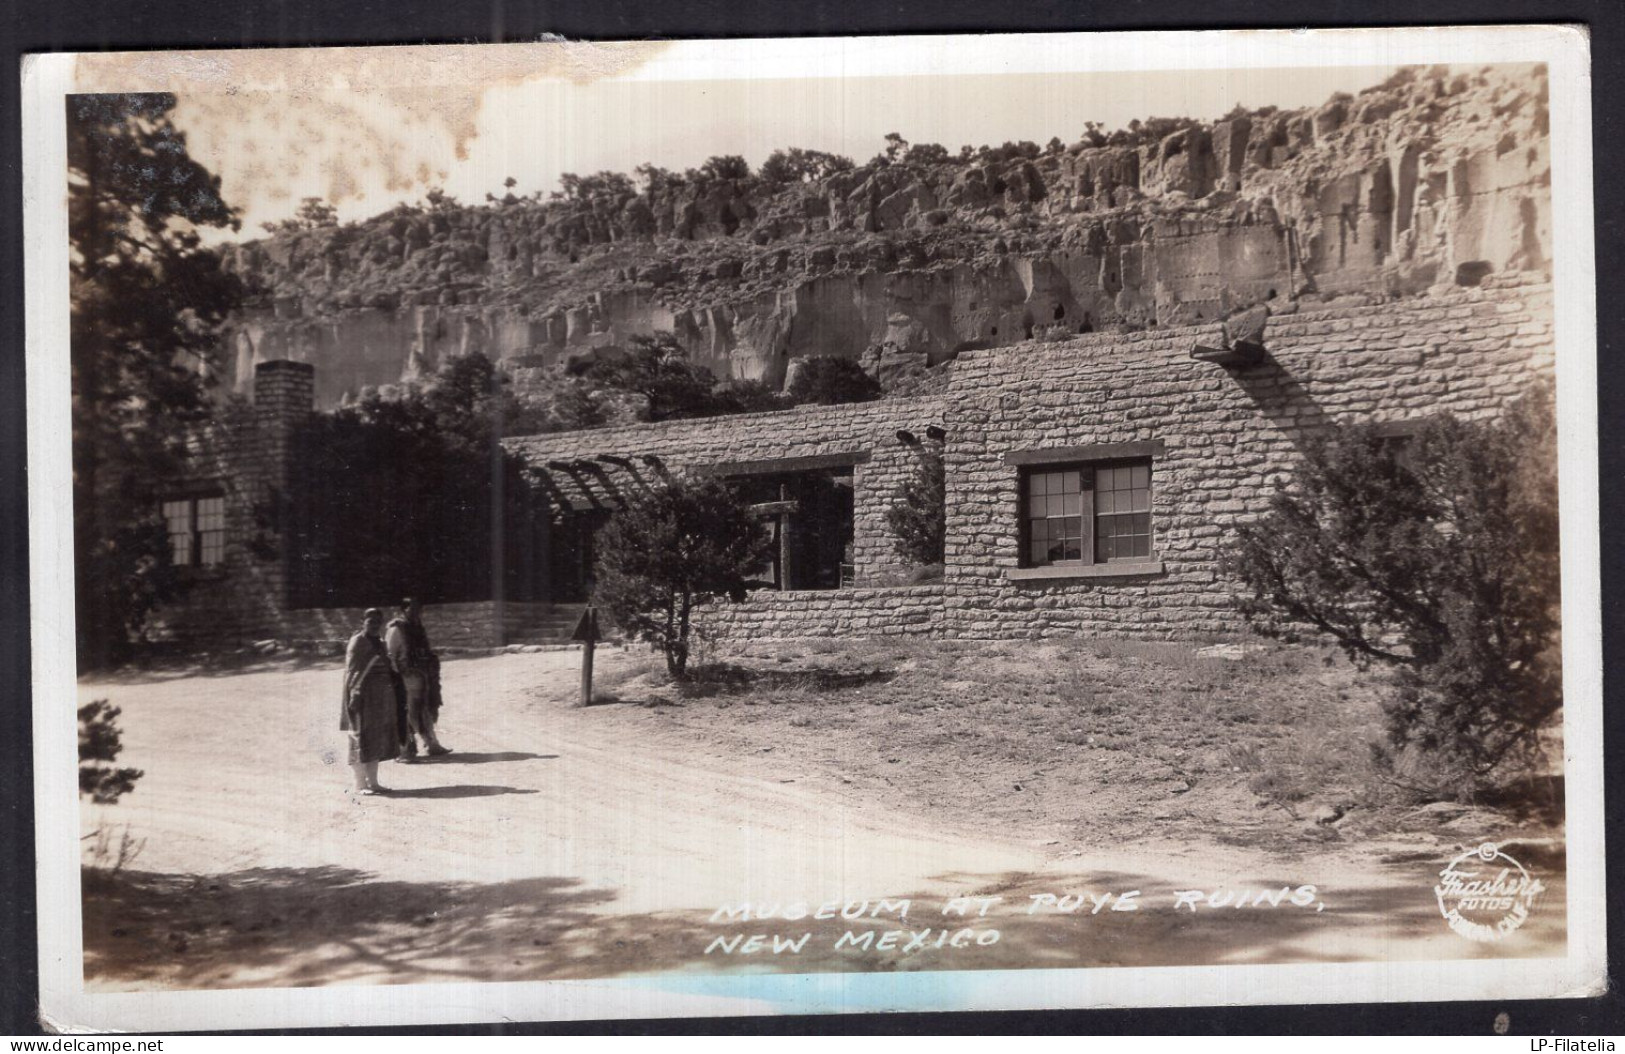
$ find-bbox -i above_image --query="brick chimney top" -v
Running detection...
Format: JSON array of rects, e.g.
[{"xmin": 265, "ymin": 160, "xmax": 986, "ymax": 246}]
[
  {"xmin": 255, "ymin": 359, "xmax": 315, "ymax": 379},
  {"xmin": 254, "ymin": 359, "xmax": 316, "ymax": 419}
]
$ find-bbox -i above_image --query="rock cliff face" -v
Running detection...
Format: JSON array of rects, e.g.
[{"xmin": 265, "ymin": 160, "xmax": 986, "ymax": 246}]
[{"xmin": 219, "ymin": 64, "xmax": 1551, "ymax": 408}]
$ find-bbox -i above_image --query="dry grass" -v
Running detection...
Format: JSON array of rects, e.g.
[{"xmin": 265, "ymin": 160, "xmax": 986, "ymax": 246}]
[{"xmin": 584, "ymin": 635, "xmax": 1424, "ymax": 852}]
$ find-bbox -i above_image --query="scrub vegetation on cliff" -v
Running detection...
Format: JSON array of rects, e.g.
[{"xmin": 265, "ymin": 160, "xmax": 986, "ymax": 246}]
[
  {"xmin": 225, "ymin": 62, "xmax": 1547, "ymax": 349},
  {"xmin": 218, "ymin": 64, "xmax": 1551, "ymax": 406}
]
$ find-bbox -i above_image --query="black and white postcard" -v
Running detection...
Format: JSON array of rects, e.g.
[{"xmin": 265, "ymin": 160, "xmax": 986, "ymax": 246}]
[{"xmin": 21, "ymin": 26, "xmax": 1603, "ymax": 1031}]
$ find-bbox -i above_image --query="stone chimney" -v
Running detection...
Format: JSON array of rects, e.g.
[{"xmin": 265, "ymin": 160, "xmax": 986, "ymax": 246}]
[
  {"xmin": 253, "ymin": 359, "xmax": 316, "ymax": 424},
  {"xmin": 251, "ymin": 360, "xmax": 315, "ymax": 612}
]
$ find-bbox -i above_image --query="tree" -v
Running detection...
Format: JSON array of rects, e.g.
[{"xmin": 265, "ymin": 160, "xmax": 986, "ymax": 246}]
[
  {"xmin": 593, "ymin": 479, "xmax": 772, "ymax": 679},
  {"xmin": 698, "ymin": 155, "xmax": 751, "ymax": 182},
  {"xmin": 634, "ymin": 163, "xmax": 683, "ymax": 194},
  {"xmin": 260, "ymin": 196, "xmax": 338, "ymax": 234},
  {"xmin": 509, "ymin": 360, "xmax": 781, "ymax": 435},
  {"xmin": 280, "ymin": 353, "xmax": 549, "ymax": 607},
  {"xmin": 1225, "ymin": 385, "xmax": 1561, "ymax": 796},
  {"xmin": 715, "ymin": 379, "xmax": 786, "ymax": 415},
  {"xmin": 559, "ymin": 170, "xmax": 636, "ymax": 202},
  {"xmin": 508, "ymin": 367, "xmax": 605, "ymax": 435},
  {"xmin": 887, "ymin": 447, "xmax": 946, "ymax": 570},
  {"xmin": 582, "ymin": 333, "xmax": 728, "ymax": 422},
  {"xmin": 759, "ymin": 148, "xmax": 854, "ymax": 184},
  {"xmin": 79, "ymin": 700, "xmax": 143, "ymax": 804},
  {"xmin": 784, "ymin": 356, "xmax": 883, "ymax": 406},
  {"xmin": 69, "ymin": 93, "xmax": 242, "ymax": 668},
  {"xmin": 419, "ymin": 350, "xmax": 534, "ymax": 451},
  {"xmin": 904, "ymin": 142, "xmax": 950, "ymax": 165},
  {"xmin": 422, "ymin": 186, "xmax": 458, "ymax": 210}
]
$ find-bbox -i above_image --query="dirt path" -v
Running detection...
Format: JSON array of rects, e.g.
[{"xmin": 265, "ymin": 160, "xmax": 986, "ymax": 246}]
[{"xmin": 78, "ymin": 650, "xmax": 1564, "ymax": 990}]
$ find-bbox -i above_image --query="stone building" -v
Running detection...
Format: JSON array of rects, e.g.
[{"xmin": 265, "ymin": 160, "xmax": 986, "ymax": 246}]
[
  {"xmin": 152, "ymin": 272, "xmax": 1554, "ymax": 648},
  {"xmin": 505, "ymin": 273, "xmax": 1556, "ymax": 641}
]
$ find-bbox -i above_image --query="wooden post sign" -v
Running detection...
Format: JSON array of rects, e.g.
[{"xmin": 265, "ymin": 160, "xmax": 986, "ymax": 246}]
[{"xmin": 571, "ymin": 606, "xmax": 602, "ymax": 705}]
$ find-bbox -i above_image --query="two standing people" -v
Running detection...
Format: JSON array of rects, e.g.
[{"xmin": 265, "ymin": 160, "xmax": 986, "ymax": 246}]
[{"xmin": 341, "ymin": 598, "xmax": 451, "ymax": 795}]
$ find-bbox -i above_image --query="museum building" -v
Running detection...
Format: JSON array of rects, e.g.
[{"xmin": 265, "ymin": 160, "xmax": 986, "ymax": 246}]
[{"xmin": 150, "ymin": 273, "xmax": 1555, "ymax": 649}]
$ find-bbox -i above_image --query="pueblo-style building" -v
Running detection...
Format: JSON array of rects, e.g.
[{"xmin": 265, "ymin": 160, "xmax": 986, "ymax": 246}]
[
  {"xmin": 149, "ymin": 270, "xmax": 1557, "ymax": 649},
  {"xmin": 506, "ymin": 273, "xmax": 1556, "ymax": 642}
]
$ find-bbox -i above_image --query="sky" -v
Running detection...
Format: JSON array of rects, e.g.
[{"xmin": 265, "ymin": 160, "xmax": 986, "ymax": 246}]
[{"xmin": 68, "ymin": 37, "xmax": 1404, "ymax": 241}]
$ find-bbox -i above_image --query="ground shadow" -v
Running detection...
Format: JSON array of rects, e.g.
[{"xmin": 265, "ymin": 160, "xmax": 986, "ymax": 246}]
[
  {"xmin": 583, "ymin": 693, "xmax": 682, "ymax": 709},
  {"xmin": 584, "ymin": 663, "xmax": 896, "ymax": 709},
  {"xmin": 85, "ymin": 642, "xmax": 516, "ymax": 687},
  {"xmin": 88, "ymin": 649, "xmax": 342, "ymax": 686},
  {"xmin": 423, "ymin": 752, "xmax": 556, "ymax": 765},
  {"xmin": 377, "ymin": 785, "xmax": 540, "ymax": 799},
  {"xmin": 84, "ymin": 850, "xmax": 1568, "ymax": 991},
  {"xmin": 678, "ymin": 663, "xmax": 897, "ymax": 698},
  {"xmin": 82, "ymin": 864, "xmax": 691, "ymax": 990},
  {"xmin": 1478, "ymin": 774, "xmax": 1566, "ymax": 829}
]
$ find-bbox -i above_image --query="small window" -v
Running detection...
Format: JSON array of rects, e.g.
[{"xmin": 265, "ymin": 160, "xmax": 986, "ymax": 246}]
[
  {"xmin": 1374, "ymin": 433, "xmax": 1418, "ymax": 473},
  {"xmin": 1021, "ymin": 458, "xmax": 1154, "ymax": 568},
  {"xmin": 161, "ymin": 494, "xmax": 226, "ymax": 569},
  {"xmin": 1371, "ymin": 419, "xmax": 1430, "ymax": 474}
]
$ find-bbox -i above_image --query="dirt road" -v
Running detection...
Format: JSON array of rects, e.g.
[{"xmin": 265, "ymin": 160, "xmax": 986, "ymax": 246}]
[{"xmin": 78, "ymin": 649, "xmax": 1564, "ymax": 990}]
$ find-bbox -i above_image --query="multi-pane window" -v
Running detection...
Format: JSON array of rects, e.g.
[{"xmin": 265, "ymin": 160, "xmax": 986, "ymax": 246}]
[
  {"xmin": 161, "ymin": 495, "xmax": 226, "ymax": 568},
  {"xmin": 1093, "ymin": 462, "xmax": 1152, "ymax": 561},
  {"xmin": 1021, "ymin": 459, "xmax": 1153, "ymax": 567},
  {"xmin": 1025, "ymin": 469, "xmax": 1085, "ymax": 565}
]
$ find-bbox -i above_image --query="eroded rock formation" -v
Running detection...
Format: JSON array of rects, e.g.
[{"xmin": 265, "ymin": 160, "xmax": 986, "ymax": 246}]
[{"xmin": 219, "ymin": 64, "xmax": 1551, "ymax": 408}]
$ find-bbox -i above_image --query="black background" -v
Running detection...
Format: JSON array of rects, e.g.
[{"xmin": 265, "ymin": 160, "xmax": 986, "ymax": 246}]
[{"xmin": 2, "ymin": 0, "xmax": 1620, "ymax": 1037}]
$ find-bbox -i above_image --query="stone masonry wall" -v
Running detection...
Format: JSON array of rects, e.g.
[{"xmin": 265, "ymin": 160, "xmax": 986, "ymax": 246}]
[
  {"xmin": 504, "ymin": 396, "xmax": 948, "ymax": 590},
  {"xmin": 258, "ymin": 600, "xmax": 551, "ymax": 650},
  {"xmin": 941, "ymin": 275, "xmax": 1556, "ymax": 639},
  {"xmin": 694, "ymin": 585, "xmax": 946, "ymax": 641}
]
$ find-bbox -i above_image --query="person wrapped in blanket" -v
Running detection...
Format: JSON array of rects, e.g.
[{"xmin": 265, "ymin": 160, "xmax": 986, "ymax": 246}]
[
  {"xmin": 341, "ymin": 608, "xmax": 401, "ymax": 794},
  {"xmin": 386, "ymin": 597, "xmax": 451, "ymax": 761}
]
